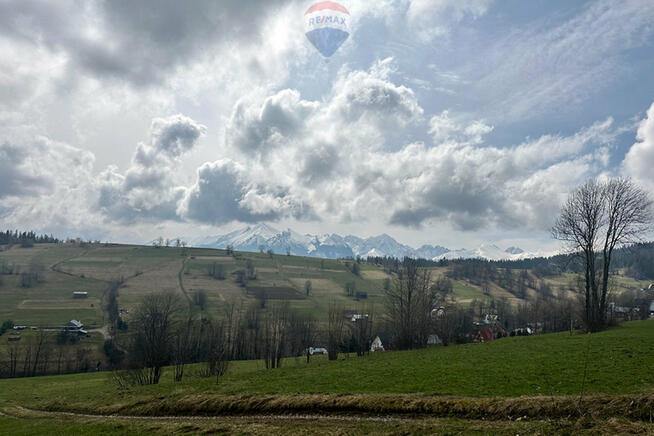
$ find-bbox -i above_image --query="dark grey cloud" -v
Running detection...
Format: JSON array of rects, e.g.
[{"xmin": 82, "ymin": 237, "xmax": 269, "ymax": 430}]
[
  {"xmin": 0, "ymin": 137, "xmax": 99, "ymax": 239},
  {"xmin": 133, "ymin": 115, "xmax": 207, "ymax": 167},
  {"xmin": 299, "ymin": 144, "xmax": 340, "ymax": 185},
  {"xmin": 226, "ymin": 89, "xmax": 317, "ymax": 155},
  {"xmin": 0, "ymin": 142, "xmax": 47, "ymax": 198},
  {"xmin": 97, "ymin": 170, "xmax": 184, "ymax": 224},
  {"xmin": 180, "ymin": 160, "xmax": 274, "ymax": 224},
  {"xmin": 335, "ymin": 74, "xmax": 422, "ymax": 128},
  {"xmin": 180, "ymin": 159, "xmax": 314, "ymax": 225},
  {"xmin": 150, "ymin": 114, "xmax": 206, "ymax": 157},
  {"xmin": 0, "ymin": 0, "xmax": 292, "ymax": 86},
  {"xmin": 389, "ymin": 179, "xmax": 499, "ymax": 231}
]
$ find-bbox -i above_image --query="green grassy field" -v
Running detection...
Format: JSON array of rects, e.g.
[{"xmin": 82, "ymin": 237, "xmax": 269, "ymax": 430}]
[
  {"xmin": 3, "ymin": 320, "xmax": 651, "ymax": 404},
  {"xmin": 0, "ymin": 321, "xmax": 653, "ymax": 434}
]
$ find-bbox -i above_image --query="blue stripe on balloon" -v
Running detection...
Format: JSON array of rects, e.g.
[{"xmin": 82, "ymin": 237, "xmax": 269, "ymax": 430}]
[{"xmin": 305, "ymin": 28, "xmax": 349, "ymax": 58}]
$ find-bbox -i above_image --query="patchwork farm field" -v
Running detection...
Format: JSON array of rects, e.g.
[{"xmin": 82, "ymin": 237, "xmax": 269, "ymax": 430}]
[
  {"xmin": 1, "ymin": 241, "xmax": 650, "ymax": 330},
  {"xmin": 0, "ymin": 243, "xmax": 410, "ymax": 329},
  {"xmin": 1, "ymin": 321, "xmax": 653, "ymax": 434}
]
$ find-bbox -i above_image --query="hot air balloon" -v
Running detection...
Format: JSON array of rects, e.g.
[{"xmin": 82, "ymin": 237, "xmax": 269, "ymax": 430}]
[{"xmin": 304, "ymin": 1, "xmax": 350, "ymax": 58}]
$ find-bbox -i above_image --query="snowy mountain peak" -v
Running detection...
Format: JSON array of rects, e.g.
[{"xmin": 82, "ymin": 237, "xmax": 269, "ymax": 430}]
[
  {"xmin": 192, "ymin": 225, "xmax": 541, "ymax": 261},
  {"xmin": 505, "ymin": 246, "xmax": 524, "ymax": 255},
  {"xmin": 245, "ymin": 223, "xmax": 280, "ymax": 239}
]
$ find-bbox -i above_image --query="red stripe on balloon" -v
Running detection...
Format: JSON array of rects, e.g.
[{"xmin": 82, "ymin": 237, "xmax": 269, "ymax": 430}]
[{"xmin": 305, "ymin": 1, "xmax": 349, "ymax": 15}]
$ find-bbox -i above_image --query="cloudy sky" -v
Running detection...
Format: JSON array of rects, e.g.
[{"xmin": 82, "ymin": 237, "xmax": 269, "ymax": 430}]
[{"xmin": 1, "ymin": 0, "xmax": 653, "ymax": 252}]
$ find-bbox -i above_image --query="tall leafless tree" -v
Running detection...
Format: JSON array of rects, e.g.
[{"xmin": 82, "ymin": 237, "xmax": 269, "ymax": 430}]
[
  {"xmin": 385, "ymin": 258, "xmax": 435, "ymax": 349},
  {"xmin": 199, "ymin": 319, "xmax": 230, "ymax": 380},
  {"xmin": 126, "ymin": 292, "xmax": 182, "ymax": 384},
  {"xmin": 29, "ymin": 329, "xmax": 48, "ymax": 377},
  {"xmin": 172, "ymin": 313, "xmax": 198, "ymax": 382},
  {"xmin": 297, "ymin": 314, "xmax": 318, "ymax": 364},
  {"xmin": 349, "ymin": 305, "xmax": 375, "ymax": 357},
  {"xmin": 327, "ymin": 301, "xmax": 345, "ymax": 361},
  {"xmin": 553, "ymin": 178, "xmax": 652, "ymax": 331},
  {"xmin": 262, "ymin": 301, "xmax": 290, "ymax": 369},
  {"xmin": 7, "ymin": 340, "xmax": 21, "ymax": 377},
  {"xmin": 284, "ymin": 311, "xmax": 317, "ymax": 363}
]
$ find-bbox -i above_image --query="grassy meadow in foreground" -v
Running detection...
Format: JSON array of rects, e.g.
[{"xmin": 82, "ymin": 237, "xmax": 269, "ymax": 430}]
[
  {"xmin": 0, "ymin": 321, "xmax": 653, "ymax": 435},
  {"xmin": 0, "ymin": 320, "xmax": 652, "ymax": 411}
]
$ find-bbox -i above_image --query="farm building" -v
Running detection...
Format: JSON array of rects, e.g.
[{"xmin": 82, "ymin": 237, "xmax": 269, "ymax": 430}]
[
  {"xmin": 73, "ymin": 291, "xmax": 88, "ymax": 299},
  {"xmin": 511, "ymin": 327, "xmax": 534, "ymax": 336},
  {"xmin": 427, "ymin": 334, "xmax": 442, "ymax": 345},
  {"xmin": 370, "ymin": 336, "xmax": 384, "ymax": 352},
  {"xmin": 62, "ymin": 320, "xmax": 87, "ymax": 335},
  {"xmin": 431, "ymin": 306, "xmax": 445, "ymax": 319},
  {"xmin": 475, "ymin": 314, "xmax": 499, "ymax": 326},
  {"xmin": 608, "ymin": 302, "xmax": 640, "ymax": 321},
  {"xmin": 472, "ymin": 314, "xmax": 507, "ymax": 342},
  {"xmin": 473, "ymin": 324, "xmax": 508, "ymax": 343},
  {"xmin": 307, "ymin": 347, "xmax": 328, "ymax": 355}
]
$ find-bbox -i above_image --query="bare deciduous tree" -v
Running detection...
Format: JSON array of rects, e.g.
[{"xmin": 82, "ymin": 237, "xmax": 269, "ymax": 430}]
[
  {"xmin": 384, "ymin": 258, "xmax": 435, "ymax": 349},
  {"xmin": 193, "ymin": 290, "xmax": 208, "ymax": 311},
  {"xmin": 553, "ymin": 178, "xmax": 652, "ymax": 331},
  {"xmin": 262, "ymin": 302, "xmax": 290, "ymax": 369},
  {"xmin": 125, "ymin": 292, "xmax": 182, "ymax": 384},
  {"xmin": 7, "ymin": 340, "xmax": 21, "ymax": 377},
  {"xmin": 284, "ymin": 311, "xmax": 317, "ymax": 363},
  {"xmin": 199, "ymin": 320, "xmax": 230, "ymax": 381},
  {"xmin": 327, "ymin": 301, "xmax": 345, "ymax": 361},
  {"xmin": 297, "ymin": 315, "xmax": 318, "ymax": 364},
  {"xmin": 172, "ymin": 314, "xmax": 198, "ymax": 382},
  {"xmin": 349, "ymin": 305, "xmax": 375, "ymax": 357}
]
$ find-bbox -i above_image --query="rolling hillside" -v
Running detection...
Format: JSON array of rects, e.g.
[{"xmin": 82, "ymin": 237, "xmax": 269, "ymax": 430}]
[
  {"xmin": 0, "ymin": 242, "xmax": 651, "ymax": 330},
  {"xmin": 1, "ymin": 242, "xmax": 653, "ymax": 433}
]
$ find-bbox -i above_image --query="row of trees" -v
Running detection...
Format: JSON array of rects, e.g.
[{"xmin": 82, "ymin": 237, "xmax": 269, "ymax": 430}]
[
  {"xmin": 0, "ymin": 258, "xmax": 46, "ymax": 288},
  {"xmin": 0, "ymin": 330, "xmax": 96, "ymax": 378},
  {"xmin": 367, "ymin": 242, "xmax": 654, "ymax": 287},
  {"xmin": 107, "ymin": 289, "xmax": 382, "ymax": 386},
  {"xmin": 0, "ymin": 230, "xmax": 60, "ymax": 247},
  {"xmin": 151, "ymin": 237, "xmax": 188, "ymax": 248}
]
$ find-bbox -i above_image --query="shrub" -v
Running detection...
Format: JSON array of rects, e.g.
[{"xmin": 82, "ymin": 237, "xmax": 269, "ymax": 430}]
[{"xmin": 0, "ymin": 320, "xmax": 13, "ymax": 336}]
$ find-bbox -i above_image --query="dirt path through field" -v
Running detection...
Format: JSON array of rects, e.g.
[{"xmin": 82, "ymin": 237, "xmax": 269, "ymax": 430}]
[
  {"xmin": 49, "ymin": 248, "xmax": 92, "ymax": 277},
  {"xmin": 88, "ymin": 325, "xmax": 111, "ymax": 340},
  {"xmin": 3, "ymin": 406, "xmax": 407, "ymax": 424},
  {"xmin": 178, "ymin": 257, "xmax": 192, "ymax": 305}
]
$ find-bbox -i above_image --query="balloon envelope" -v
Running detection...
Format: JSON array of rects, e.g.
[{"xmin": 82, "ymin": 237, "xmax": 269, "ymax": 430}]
[{"xmin": 304, "ymin": 1, "xmax": 350, "ymax": 58}]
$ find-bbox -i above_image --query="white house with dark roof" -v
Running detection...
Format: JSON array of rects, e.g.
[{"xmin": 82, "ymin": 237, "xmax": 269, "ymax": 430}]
[
  {"xmin": 370, "ymin": 336, "xmax": 384, "ymax": 352},
  {"xmin": 62, "ymin": 320, "xmax": 87, "ymax": 335}
]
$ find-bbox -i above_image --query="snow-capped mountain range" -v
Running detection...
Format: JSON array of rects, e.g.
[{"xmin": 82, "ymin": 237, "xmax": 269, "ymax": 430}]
[{"xmin": 188, "ymin": 223, "xmax": 542, "ymax": 261}]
